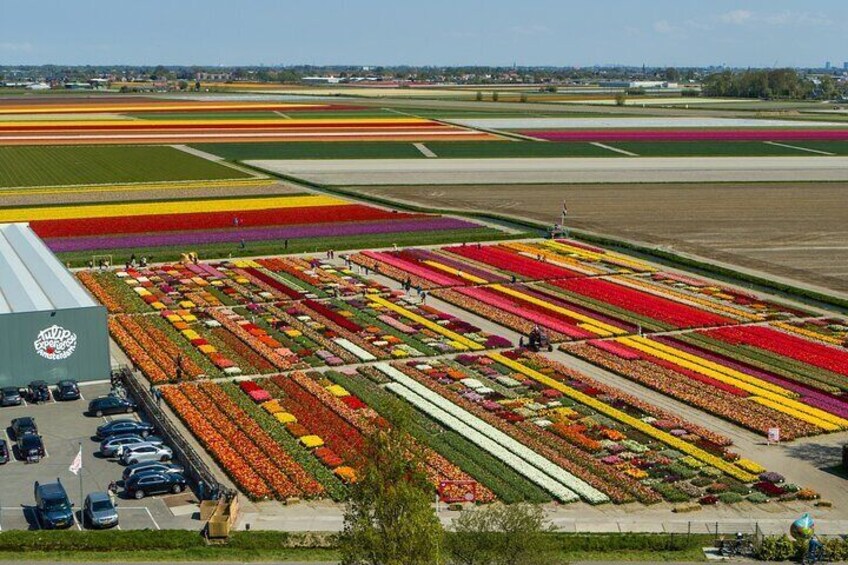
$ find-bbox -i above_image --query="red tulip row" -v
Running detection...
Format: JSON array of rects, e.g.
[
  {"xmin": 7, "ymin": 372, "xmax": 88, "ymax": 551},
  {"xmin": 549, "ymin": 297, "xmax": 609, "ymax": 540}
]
[{"xmin": 706, "ymin": 326, "xmax": 848, "ymax": 378}]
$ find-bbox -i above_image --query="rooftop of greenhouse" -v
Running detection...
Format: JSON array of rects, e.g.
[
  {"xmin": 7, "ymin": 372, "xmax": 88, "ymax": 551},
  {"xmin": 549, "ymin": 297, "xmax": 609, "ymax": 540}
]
[{"xmin": 0, "ymin": 223, "xmax": 97, "ymax": 314}]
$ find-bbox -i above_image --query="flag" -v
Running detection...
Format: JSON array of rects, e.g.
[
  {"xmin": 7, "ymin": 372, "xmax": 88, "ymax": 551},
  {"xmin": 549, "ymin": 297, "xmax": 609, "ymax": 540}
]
[
  {"xmin": 69, "ymin": 445, "xmax": 82, "ymax": 475},
  {"xmin": 562, "ymin": 200, "xmax": 568, "ymax": 217}
]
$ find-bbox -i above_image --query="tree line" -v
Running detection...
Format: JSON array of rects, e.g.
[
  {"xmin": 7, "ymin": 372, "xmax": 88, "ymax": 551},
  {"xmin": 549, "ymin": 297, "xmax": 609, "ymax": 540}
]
[{"xmin": 702, "ymin": 68, "xmax": 844, "ymax": 100}]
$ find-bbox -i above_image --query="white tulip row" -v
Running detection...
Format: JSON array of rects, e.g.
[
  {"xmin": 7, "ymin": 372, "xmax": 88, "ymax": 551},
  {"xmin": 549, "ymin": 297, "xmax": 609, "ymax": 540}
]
[
  {"xmin": 378, "ymin": 364, "xmax": 609, "ymax": 504},
  {"xmin": 333, "ymin": 338, "xmax": 377, "ymax": 362}
]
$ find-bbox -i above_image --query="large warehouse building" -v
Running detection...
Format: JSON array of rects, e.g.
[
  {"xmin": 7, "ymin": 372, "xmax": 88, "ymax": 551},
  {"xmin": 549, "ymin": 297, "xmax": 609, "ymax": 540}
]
[{"xmin": 0, "ymin": 223, "xmax": 110, "ymax": 388}]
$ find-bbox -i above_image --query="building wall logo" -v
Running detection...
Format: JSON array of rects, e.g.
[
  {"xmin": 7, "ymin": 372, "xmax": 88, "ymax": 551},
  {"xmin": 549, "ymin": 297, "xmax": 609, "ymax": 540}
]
[{"xmin": 34, "ymin": 325, "xmax": 78, "ymax": 360}]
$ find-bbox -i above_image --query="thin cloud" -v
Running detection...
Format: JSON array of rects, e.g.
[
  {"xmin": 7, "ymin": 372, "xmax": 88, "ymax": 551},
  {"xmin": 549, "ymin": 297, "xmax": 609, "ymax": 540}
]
[
  {"xmin": 0, "ymin": 42, "xmax": 33, "ymax": 52},
  {"xmin": 718, "ymin": 10, "xmax": 753, "ymax": 25}
]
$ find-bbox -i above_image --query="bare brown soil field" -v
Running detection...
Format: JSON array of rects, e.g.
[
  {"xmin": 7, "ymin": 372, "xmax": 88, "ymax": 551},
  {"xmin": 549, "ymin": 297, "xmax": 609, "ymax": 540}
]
[{"xmin": 351, "ymin": 182, "xmax": 848, "ymax": 294}]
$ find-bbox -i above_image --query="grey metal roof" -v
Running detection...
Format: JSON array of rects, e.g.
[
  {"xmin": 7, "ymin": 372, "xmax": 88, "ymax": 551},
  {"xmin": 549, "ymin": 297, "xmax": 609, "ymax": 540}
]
[{"xmin": 0, "ymin": 223, "xmax": 97, "ymax": 314}]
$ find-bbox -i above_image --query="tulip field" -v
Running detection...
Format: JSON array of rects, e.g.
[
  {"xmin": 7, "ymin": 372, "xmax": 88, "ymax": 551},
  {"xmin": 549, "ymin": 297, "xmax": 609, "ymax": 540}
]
[
  {"xmin": 76, "ymin": 233, "xmax": 848, "ymax": 510},
  {"xmin": 6, "ymin": 193, "xmax": 505, "ymax": 264}
]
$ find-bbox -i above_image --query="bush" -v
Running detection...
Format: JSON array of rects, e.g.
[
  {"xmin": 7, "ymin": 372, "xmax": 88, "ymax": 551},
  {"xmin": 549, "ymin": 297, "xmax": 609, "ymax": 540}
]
[{"xmin": 0, "ymin": 530, "xmax": 203, "ymax": 552}]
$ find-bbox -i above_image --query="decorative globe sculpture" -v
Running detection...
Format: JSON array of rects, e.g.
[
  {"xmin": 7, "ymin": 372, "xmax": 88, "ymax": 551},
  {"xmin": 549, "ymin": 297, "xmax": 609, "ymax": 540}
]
[{"xmin": 790, "ymin": 513, "xmax": 815, "ymax": 541}]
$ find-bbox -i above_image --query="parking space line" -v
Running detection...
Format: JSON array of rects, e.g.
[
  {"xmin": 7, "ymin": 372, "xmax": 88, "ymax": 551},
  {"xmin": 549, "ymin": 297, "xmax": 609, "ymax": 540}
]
[
  {"xmin": 2, "ymin": 428, "xmax": 16, "ymax": 464},
  {"xmin": 121, "ymin": 506, "xmax": 161, "ymax": 530}
]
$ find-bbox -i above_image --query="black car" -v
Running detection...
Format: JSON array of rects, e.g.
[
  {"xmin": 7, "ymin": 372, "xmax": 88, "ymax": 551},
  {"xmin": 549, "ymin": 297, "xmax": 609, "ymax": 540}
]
[
  {"xmin": 54, "ymin": 380, "xmax": 81, "ymax": 401},
  {"xmin": 27, "ymin": 381, "xmax": 51, "ymax": 403},
  {"xmin": 88, "ymin": 396, "xmax": 136, "ymax": 417},
  {"xmin": 11, "ymin": 416, "xmax": 38, "ymax": 439},
  {"xmin": 96, "ymin": 419, "xmax": 154, "ymax": 439},
  {"xmin": 0, "ymin": 387, "xmax": 23, "ymax": 407},
  {"xmin": 34, "ymin": 480, "xmax": 74, "ymax": 529},
  {"xmin": 124, "ymin": 471, "xmax": 187, "ymax": 499},
  {"xmin": 17, "ymin": 433, "xmax": 45, "ymax": 462},
  {"xmin": 0, "ymin": 439, "xmax": 9, "ymax": 464},
  {"xmin": 122, "ymin": 461, "xmax": 184, "ymax": 483}
]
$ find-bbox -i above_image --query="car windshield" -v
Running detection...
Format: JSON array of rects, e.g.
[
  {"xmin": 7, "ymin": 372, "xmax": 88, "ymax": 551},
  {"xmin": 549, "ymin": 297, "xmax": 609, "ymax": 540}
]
[
  {"xmin": 22, "ymin": 436, "xmax": 39, "ymax": 447},
  {"xmin": 91, "ymin": 500, "xmax": 113, "ymax": 512},
  {"xmin": 44, "ymin": 498, "xmax": 69, "ymax": 512}
]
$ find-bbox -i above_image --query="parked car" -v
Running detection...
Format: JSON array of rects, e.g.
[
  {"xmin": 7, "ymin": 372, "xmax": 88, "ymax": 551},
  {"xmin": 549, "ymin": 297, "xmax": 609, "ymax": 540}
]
[
  {"xmin": 0, "ymin": 387, "xmax": 22, "ymax": 407},
  {"xmin": 100, "ymin": 434, "xmax": 162, "ymax": 458},
  {"xmin": 17, "ymin": 433, "xmax": 45, "ymax": 463},
  {"xmin": 122, "ymin": 461, "xmax": 184, "ymax": 482},
  {"xmin": 26, "ymin": 381, "xmax": 51, "ymax": 403},
  {"xmin": 54, "ymin": 380, "xmax": 81, "ymax": 401},
  {"xmin": 88, "ymin": 396, "xmax": 136, "ymax": 417},
  {"xmin": 96, "ymin": 419, "xmax": 154, "ymax": 440},
  {"xmin": 11, "ymin": 416, "xmax": 38, "ymax": 439},
  {"xmin": 0, "ymin": 439, "xmax": 9, "ymax": 464},
  {"xmin": 34, "ymin": 479, "xmax": 74, "ymax": 529},
  {"xmin": 83, "ymin": 492, "xmax": 119, "ymax": 529},
  {"xmin": 120, "ymin": 443, "xmax": 173, "ymax": 466},
  {"xmin": 124, "ymin": 471, "xmax": 187, "ymax": 499}
]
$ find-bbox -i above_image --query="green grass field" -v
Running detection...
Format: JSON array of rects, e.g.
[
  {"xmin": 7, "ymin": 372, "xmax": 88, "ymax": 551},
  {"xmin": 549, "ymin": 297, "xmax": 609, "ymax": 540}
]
[
  {"xmin": 194, "ymin": 140, "xmax": 617, "ymax": 160},
  {"xmin": 0, "ymin": 145, "xmax": 251, "ymax": 188}
]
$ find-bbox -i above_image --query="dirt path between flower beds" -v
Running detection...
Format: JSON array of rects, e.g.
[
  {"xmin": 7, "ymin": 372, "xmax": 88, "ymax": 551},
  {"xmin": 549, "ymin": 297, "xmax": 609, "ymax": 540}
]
[{"xmin": 349, "ymin": 182, "xmax": 848, "ymax": 294}]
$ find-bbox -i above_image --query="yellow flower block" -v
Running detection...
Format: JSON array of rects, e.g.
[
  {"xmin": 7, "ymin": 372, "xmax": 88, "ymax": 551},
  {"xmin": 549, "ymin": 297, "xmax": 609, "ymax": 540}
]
[
  {"xmin": 198, "ymin": 344, "xmax": 217, "ymax": 354},
  {"xmin": 190, "ymin": 277, "xmax": 208, "ymax": 287},
  {"xmin": 151, "ymin": 302, "xmax": 166, "ymax": 311},
  {"xmin": 134, "ymin": 287, "xmax": 152, "ymax": 296},
  {"xmin": 448, "ymin": 341, "xmax": 469, "ymax": 351},
  {"xmin": 181, "ymin": 329, "xmax": 200, "ymax": 340},
  {"xmin": 326, "ymin": 385, "xmax": 350, "ymax": 398},
  {"xmin": 624, "ymin": 467, "xmax": 648, "ymax": 479},
  {"xmin": 235, "ymin": 277, "xmax": 250, "ymax": 285},
  {"xmin": 334, "ymin": 466, "xmax": 357, "ymax": 483},
  {"xmin": 179, "ymin": 300, "xmax": 196, "ymax": 309},
  {"xmin": 211, "ymin": 280, "xmax": 224, "ymax": 287},
  {"xmin": 300, "ymin": 435, "xmax": 325, "ymax": 449},
  {"xmin": 735, "ymin": 458, "xmax": 767, "ymax": 474},
  {"xmin": 274, "ymin": 412, "xmax": 297, "ymax": 424},
  {"xmin": 338, "ymin": 310, "xmax": 354, "ymax": 318},
  {"xmin": 261, "ymin": 400, "xmax": 283, "ymax": 414},
  {"xmin": 166, "ymin": 314, "xmax": 182, "ymax": 323},
  {"xmin": 182, "ymin": 314, "xmax": 197, "ymax": 323},
  {"xmin": 285, "ymin": 329, "xmax": 302, "ymax": 338},
  {"xmin": 391, "ymin": 349, "xmax": 409, "ymax": 358}
]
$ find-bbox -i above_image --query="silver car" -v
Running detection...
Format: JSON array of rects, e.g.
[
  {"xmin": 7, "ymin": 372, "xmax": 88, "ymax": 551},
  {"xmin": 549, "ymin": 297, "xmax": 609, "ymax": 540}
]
[
  {"xmin": 100, "ymin": 434, "xmax": 163, "ymax": 458},
  {"xmin": 119, "ymin": 443, "xmax": 173, "ymax": 466},
  {"xmin": 83, "ymin": 491, "xmax": 118, "ymax": 529}
]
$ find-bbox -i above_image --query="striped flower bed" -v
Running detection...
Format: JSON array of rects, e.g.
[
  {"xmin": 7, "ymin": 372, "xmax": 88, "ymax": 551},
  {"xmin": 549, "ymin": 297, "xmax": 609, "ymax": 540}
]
[{"xmin": 520, "ymin": 129, "xmax": 848, "ymax": 142}]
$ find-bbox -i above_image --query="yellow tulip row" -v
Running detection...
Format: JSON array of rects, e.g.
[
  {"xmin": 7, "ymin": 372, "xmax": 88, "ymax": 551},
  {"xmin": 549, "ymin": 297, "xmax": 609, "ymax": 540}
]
[
  {"xmin": 422, "ymin": 260, "xmax": 488, "ymax": 284},
  {"xmin": 617, "ymin": 276, "xmax": 759, "ymax": 322},
  {"xmin": 0, "ymin": 194, "xmax": 347, "ymax": 222},
  {"xmin": 621, "ymin": 336, "xmax": 792, "ymax": 396},
  {"xmin": 772, "ymin": 322, "xmax": 844, "ymax": 346},
  {"xmin": 0, "ymin": 117, "xmax": 431, "ymax": 128},
  {"xmin": 489, "ymin": 284, "xmax": 624, "ymax": 337},
  {"xmin": 0, "ymin": 101, "xmax": 326, "ymax": 115},
  {"xmin": 489, "ymin": 352, "xmax": 758, "ymax": 483},
  {"xmin": 749, "ymin": 397, "xmax": 841, "ymax": 432},
  {"xmin": 0, "ymin": 177, "xmax": 273, "ymax": 197},
  {"xmin": 366, "ymin": 294, "xmax": 483, "ymax": 351},
  {"xmin": 540, "ymin": 240, "xmax": 655, "ymax": 273},
  {"xmin": 620, "ymin": 337, "xmax": 848, "ymax": 431},
  {"xmin": 501, "ymin": 242, "xmax": 605, "ymax": 276}
]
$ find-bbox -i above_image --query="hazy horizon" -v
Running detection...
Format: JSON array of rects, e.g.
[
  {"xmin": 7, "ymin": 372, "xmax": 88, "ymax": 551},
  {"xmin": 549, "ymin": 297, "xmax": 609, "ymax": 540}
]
[{"xmin": 1, "ymin": 0, "xmax": 846, "ymax": 68}]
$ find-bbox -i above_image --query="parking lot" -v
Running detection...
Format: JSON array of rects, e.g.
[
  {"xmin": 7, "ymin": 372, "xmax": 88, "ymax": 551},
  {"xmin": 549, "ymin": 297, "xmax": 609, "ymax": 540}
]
[{"xmin": 0, "ymin": 381, "xmax": 198, "ymax": 531}]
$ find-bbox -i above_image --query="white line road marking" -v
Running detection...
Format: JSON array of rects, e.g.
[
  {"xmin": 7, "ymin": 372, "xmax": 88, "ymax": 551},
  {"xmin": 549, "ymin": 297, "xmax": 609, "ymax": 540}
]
[
  {"xmin": 590, "ymin": 142, "xmax": 639, "ymax": 156},
  {"xmin": 144, "ymin": 507, "xmax": 160, "ymax": 530},
  {"xmin": 273, "ymin": 111, "xmax": 291, "ymax": 119},
  {"xmin": 413, "ymin": 143, "xmax": 438, "ymax": 158},
  {"xmin": 764, "ymin": 141, "xmax": 835, "ymax": 155}
]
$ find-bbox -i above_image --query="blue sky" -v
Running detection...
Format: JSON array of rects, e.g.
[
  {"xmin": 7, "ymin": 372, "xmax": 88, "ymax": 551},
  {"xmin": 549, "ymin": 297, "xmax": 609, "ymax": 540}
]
[{"xmin": 1, "ymin": 0, "xmax": 845, "ymax": 67}]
